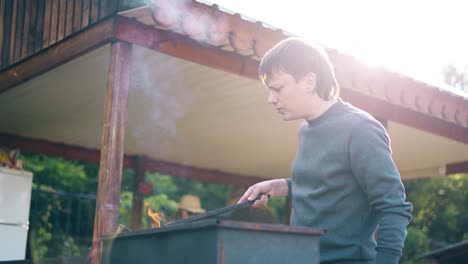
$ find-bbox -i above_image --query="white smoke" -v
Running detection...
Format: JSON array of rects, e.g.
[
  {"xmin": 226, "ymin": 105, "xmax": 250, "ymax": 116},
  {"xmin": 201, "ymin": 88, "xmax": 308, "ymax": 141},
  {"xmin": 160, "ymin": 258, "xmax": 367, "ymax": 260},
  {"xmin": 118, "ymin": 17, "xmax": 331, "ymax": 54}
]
[
  {"xmin": 150, "ymin": 0, "xmax": 230, "ymax": 45},
  {"xmin": 129, "ymin": 45, "xmax": 195, "ymax": 152}
]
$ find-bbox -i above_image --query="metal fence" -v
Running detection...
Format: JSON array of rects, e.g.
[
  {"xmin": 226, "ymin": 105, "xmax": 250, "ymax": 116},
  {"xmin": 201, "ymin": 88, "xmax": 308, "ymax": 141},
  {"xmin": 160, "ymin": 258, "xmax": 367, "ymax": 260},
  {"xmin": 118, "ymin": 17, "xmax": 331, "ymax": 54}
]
[{"xmin": 27, "ymin": 185, "xmax": 96, "ymax": 259}]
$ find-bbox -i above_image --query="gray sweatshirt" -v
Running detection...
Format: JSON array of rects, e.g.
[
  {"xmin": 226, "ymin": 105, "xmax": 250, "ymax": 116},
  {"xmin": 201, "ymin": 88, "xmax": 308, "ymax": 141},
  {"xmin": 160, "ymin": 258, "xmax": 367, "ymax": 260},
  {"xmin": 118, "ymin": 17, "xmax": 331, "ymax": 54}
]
[{"xmin": 288, "ymin": 99, "xmax": 412, "ymax": 264}]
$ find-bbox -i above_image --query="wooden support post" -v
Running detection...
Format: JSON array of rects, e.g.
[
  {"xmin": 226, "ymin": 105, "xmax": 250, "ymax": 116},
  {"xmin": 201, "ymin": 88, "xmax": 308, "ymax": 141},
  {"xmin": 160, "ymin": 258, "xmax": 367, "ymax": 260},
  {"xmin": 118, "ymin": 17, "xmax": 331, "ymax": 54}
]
[
  {"xmin": 90, "ymin": 41, "xmax": 132, "ymax": 264},
  {"xmin": 284, "ymin": 196, "xmax": 292, "ymax": 225},
  {"xmin": 130, "ymin": 155, "xmax": 145, "ymax": 230}
]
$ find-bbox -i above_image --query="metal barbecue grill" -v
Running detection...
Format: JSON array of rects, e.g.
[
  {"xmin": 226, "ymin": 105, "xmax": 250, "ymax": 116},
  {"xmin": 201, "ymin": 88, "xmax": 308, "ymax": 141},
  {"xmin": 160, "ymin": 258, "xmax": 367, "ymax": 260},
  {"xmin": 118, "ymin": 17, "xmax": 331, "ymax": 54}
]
[{"xmin": 101, "ymin": 198, "xmax": 325, "ymax": 264}]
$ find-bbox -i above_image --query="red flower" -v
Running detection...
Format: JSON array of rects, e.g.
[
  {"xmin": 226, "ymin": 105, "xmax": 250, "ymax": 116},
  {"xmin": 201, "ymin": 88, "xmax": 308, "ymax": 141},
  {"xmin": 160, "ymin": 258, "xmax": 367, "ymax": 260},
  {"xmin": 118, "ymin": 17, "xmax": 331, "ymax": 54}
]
[{"xmin": 138, "ymin": 182, "xmax": 153, "ymax": 195}]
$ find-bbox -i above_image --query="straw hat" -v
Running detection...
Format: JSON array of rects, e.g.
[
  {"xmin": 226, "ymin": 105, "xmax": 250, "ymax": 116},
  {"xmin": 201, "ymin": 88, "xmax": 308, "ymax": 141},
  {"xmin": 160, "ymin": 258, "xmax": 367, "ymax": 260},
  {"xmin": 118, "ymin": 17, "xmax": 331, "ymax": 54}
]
[{"xmin": 178, "ymin": 194, "xmax": 206, "ymax": 213}]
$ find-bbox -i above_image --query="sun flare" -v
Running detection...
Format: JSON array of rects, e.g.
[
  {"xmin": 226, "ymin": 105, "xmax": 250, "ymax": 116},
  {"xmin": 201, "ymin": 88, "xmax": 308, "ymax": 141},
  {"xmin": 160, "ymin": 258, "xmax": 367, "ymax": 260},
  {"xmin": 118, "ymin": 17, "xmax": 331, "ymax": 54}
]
[{"xmin": 213, "ymin": 0, "xmax": 468, "ymax": 88}]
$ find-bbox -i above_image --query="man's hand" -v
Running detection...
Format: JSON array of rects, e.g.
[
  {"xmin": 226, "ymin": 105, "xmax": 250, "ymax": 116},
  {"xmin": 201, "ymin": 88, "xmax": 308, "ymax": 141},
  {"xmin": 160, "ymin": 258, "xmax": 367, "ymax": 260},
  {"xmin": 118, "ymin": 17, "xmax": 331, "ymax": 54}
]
[{"xmin": 238, "ymin": 179, "xmax": 289, "ymax": 207}]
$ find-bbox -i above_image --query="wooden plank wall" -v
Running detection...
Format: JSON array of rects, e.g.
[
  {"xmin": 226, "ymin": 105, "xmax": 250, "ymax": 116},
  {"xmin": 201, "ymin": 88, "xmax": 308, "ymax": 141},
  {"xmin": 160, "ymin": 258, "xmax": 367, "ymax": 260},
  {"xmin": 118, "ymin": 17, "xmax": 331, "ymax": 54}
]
[{"xmin": 0, "ymin": 0, "xmax": 118, "ymax": 71}]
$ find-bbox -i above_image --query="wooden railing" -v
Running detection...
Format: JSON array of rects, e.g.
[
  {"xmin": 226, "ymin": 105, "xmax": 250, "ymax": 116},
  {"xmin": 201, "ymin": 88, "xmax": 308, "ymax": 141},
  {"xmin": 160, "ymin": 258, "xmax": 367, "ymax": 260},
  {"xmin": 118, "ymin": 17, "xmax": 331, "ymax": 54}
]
[{"xmin": 0, "ymin": 0, "xmax": 120, "ymax": 71}]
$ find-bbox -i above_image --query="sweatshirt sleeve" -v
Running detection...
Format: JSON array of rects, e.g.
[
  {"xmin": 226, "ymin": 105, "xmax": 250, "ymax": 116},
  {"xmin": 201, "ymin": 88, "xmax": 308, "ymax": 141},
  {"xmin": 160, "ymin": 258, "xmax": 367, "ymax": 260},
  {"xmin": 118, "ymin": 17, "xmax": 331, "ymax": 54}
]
[{"xmin": 349, "ymin": 118, "xmax": 413, "ymax": 263}]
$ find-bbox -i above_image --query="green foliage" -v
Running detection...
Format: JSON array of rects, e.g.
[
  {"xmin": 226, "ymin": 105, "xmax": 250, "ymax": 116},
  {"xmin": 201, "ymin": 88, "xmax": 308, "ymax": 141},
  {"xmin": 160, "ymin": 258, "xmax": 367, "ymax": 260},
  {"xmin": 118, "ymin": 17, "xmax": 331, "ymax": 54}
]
[
  {"xmin": 402, "ymin": 174, "xmax": 468, "ymax": 261},
  {"xmin": 141, "ymin": 194, "xmax": 179, "ymax": 228},
  {"xmin": 27, "ymin": 186, "xmax": 85, "ymax": 260},
  {"xmin": 405, "ymin": 174, "xmax": 468, "ymax": 243},
  {"xmin": 29, "ymin": 227, "xmax": 52, "ymax": 260},
  {"xmin": 119, "ymin": 191, "xmax": 179, "ymax": 228},
  {"xmin": 118, "ymin": 191, "xmax": 134, "ymax": 226},
  {"xmin": 21, "ymin": 153, "xmax": 96, "ymax": 192},
  {"xmin": 401, "ymin": 227, "xmax": 429, "ymax": 264},
  {"xmin": 268, "ymin": 196, "xmax": 287, "ymax": 223},
  {"xmin": 20, "ymin": 152, "xmax": 98, "ymax": 259},
  {"xmin": 146, "ymin": 172, "xmax": 234, "ymax": 211}
]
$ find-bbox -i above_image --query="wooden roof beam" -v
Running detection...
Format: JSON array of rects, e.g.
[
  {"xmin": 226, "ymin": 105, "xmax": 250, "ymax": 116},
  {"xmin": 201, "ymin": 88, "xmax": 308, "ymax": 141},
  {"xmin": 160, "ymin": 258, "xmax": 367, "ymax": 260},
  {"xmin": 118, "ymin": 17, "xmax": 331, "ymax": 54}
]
[
  {"xmin": 341, "ymin": 89, "xmax": 468, "ymax": 144},
  {"xmin": 0, "ymin": 133, "xmax": 264, "ymax": 186},
  {"xmin": 446, "ymin": 161, "xmax": 468, "ymax": 175},
  {"xmin": 0, "ymin": 132, "xmax": 128, "ymax": 166},
  {"xmin": 115, "ymin": 16, "xmax": 260, "ymax": 81}
]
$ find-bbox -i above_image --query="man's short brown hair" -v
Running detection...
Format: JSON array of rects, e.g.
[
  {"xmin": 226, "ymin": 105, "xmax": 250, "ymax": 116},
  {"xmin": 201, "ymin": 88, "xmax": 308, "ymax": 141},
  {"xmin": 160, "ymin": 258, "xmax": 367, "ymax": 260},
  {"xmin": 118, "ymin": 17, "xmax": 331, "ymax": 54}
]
[{"xmin": 259, "ymin": 37, "xmax": 340, "ymax": 100}]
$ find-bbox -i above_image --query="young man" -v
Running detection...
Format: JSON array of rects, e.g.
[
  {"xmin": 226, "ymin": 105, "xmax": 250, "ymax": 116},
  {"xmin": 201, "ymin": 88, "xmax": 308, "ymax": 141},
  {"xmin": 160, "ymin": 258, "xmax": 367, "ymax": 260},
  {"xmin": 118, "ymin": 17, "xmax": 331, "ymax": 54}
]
[{"xmin": 238, "ymin": 37, "xmax": 412, "ymax": 264}]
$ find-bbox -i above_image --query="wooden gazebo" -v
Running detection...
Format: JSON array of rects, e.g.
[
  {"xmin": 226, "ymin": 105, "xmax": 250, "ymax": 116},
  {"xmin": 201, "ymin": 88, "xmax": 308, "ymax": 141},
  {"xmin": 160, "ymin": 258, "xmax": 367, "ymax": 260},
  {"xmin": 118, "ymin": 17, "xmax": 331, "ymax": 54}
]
[{"xmin": 1, "ymin": 0, "xmax": 467, "ymax": 262}]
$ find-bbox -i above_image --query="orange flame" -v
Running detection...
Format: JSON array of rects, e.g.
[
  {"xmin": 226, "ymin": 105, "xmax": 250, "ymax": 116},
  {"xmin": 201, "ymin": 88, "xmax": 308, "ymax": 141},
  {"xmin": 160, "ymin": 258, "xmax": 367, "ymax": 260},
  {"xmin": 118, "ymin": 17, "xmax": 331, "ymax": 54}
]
[{"xmin": 144, "ymin": 202, "xmax": 166, "ymax": 228}]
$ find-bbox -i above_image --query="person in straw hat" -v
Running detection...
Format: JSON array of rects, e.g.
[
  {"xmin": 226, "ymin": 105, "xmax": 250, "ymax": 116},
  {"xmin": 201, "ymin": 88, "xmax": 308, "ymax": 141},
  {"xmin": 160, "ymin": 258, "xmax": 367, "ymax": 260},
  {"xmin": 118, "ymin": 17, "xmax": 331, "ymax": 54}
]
[{"xmin": 175, "ymin": 194, "xmax": 206, "ymax": 220}]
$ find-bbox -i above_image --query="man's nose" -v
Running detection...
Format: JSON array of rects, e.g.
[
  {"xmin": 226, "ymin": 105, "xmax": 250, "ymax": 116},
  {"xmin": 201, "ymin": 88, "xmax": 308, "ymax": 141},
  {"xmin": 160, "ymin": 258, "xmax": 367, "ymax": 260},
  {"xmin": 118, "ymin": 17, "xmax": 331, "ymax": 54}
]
[{"xmin": 267, "ymin": 91, "xmax": 277, "ymax": 104}]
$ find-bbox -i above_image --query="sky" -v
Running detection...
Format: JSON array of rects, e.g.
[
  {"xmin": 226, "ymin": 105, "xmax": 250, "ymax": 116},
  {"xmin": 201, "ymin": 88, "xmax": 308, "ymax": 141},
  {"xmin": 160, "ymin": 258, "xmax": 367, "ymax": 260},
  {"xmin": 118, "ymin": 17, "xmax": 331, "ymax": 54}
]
[{"xmin": 210, "ymin": 0, "xmax": 468, "ymax": 95}]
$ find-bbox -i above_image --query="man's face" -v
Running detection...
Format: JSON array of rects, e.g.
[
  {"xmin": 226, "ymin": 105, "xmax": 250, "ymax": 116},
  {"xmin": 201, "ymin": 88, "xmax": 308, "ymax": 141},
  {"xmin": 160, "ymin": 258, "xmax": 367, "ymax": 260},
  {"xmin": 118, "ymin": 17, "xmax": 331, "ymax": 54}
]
[
  {"xmin": 179, "ymin": 209, "xmax": 201, "ymax": 220},
  {"xmin": 265, "ymin": 71, "xmax": 315, "ymax": 121}
]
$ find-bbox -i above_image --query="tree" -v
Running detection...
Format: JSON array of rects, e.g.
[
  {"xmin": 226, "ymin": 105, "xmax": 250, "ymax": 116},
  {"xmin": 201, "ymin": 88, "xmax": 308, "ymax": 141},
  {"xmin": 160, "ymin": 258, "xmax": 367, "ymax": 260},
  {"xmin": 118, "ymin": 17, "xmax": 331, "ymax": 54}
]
[
  {"xmin": 400, "ymin": 227, "xmax": 429, "ymax": 264},
  {"xmin": 401, "ymin": 174, "xmax": 468, "ymax": 263},
  {"xmin": 405, "ymin": 174, "xmax": 468, "ymax": 243},
  {"xmin": 20, "ymin": 153, "xmax": 99, "ymax": 260}
]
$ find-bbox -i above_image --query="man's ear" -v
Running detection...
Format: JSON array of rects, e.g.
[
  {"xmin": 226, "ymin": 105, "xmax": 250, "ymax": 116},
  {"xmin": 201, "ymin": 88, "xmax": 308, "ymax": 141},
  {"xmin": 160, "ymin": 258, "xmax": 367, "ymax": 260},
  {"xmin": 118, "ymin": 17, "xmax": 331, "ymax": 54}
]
[{"xmin": 304, "ymin": 72, "xmax": 317, "ymax": 94}]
